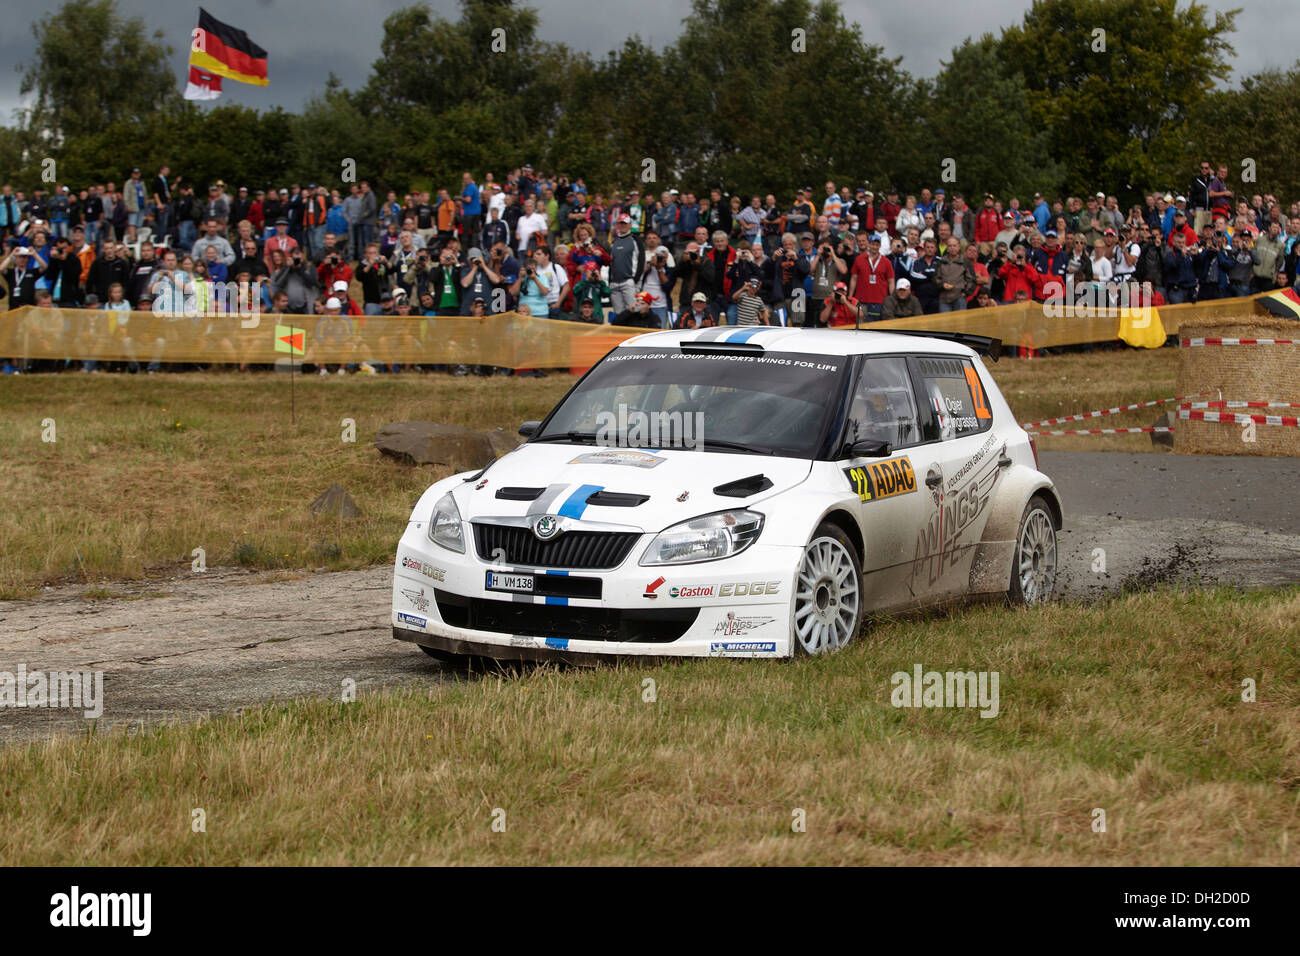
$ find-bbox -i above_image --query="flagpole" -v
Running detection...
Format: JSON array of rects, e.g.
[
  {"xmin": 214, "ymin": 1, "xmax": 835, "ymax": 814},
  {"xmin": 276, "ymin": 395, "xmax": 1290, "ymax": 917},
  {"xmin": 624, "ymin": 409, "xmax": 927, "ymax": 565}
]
[{"xmin": 291, "ymin": 325, "xmax": 297, "ymax": 425}]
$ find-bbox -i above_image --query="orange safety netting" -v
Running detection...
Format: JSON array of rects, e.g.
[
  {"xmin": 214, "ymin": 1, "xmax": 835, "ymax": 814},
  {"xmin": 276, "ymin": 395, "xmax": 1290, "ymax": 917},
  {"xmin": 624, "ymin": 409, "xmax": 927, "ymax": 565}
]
[{"xmin": 0, "ymin": 292, "xmax": 1281, "ymax": 367}]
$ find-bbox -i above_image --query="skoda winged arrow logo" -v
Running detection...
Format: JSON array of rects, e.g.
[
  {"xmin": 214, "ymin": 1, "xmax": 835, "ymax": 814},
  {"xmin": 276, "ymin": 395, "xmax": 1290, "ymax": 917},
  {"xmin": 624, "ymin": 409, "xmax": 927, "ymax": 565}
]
[{"xmin": 532, "ymin": 514, "xmax": 561, "ymax": 541}]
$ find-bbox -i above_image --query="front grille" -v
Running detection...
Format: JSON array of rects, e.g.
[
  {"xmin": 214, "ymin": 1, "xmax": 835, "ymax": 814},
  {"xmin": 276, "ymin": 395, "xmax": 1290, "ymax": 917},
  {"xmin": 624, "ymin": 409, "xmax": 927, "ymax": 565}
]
[
  {"xmin": 436, "ymin": 591, "xmax": 696, "ymax": 643},
  {"xmin": 472, "ymin": 522, "xmax": 640, "ymax": 570}
]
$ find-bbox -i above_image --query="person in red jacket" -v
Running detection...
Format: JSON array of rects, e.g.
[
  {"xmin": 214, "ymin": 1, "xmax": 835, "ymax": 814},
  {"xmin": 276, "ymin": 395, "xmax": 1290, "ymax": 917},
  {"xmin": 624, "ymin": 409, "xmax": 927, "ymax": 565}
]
[
  {"xmin": 997, "ymin": 248, "xmax": 1040, "ymax": 302},
  {"xmin": 975, "ymin": 193, "xmax": 1002, "ymax": 244},
  {"xmin": 317, "ymin": 250, "xmax": 353, "ymax": 290},
  {"xmin": 1165, "ymin": 209, "xmax": 1197, "ymax": 248}
]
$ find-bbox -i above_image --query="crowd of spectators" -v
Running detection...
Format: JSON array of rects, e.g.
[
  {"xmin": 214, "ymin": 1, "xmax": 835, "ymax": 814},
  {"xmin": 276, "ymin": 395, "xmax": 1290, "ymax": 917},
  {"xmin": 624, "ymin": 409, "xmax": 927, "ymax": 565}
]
[{"xmin": 3, "ymin": 159, "xmax": 1299, "ymax": 373}]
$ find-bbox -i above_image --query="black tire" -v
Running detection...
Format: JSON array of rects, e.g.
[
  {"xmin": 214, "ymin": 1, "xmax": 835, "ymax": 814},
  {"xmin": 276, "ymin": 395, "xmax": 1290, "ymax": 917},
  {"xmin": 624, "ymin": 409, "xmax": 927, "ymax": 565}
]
[
  {"xmin": 791, "ymin": 522, "xmax": 864, "ymax": 656},
  {"xmin": 1009, "ymin": 494, "xmax": 1058, "ymax": 605}
]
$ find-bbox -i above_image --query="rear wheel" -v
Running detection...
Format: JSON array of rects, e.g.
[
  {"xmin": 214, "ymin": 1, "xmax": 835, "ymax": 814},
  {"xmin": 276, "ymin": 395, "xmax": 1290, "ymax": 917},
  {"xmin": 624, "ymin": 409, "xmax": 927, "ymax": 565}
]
[
  {"xmin": 1009, "ymin": 495, "xmax": 1058, "ymax": 605},
  {"xmin": 791, "ymin": 523, "xmax": 863, "ymax": 655}
]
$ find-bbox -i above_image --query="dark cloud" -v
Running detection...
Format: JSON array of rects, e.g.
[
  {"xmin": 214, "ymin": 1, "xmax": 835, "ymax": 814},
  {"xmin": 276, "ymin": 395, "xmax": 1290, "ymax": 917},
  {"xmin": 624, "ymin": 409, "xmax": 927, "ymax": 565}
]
[{"xmin": 0, "ymin": 0, "xmax": 1291, "ymax": 121}]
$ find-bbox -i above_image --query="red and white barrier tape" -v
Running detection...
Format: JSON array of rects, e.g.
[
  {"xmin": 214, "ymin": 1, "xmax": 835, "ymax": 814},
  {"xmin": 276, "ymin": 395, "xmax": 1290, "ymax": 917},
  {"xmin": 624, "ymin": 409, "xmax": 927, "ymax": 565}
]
[
  {"xmin": 1021, "ymin": 393, "xmax": 1207, "ymax": 429},
  {"xmin": 1178, "ymin": 409, "xmax": 1300, "ymax": 427},
  {"xmin": 1027, "ymin": 426, "xmax": 1172, "ymax": 436},
  {"xmin": 1179, "ymin": 400, "xmax": 1300, "ymax": 411},
  {"xmin": 1181, "ymin": 336, "xmax": 1299, "ymax": 347}
]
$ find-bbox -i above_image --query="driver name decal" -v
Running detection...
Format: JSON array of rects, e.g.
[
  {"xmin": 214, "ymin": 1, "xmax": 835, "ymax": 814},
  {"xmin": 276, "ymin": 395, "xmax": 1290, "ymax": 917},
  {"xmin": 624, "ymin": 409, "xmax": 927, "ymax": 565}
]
[{"xmin": 844, "ymin": 456, "xmax": 917, "ymax": 503}]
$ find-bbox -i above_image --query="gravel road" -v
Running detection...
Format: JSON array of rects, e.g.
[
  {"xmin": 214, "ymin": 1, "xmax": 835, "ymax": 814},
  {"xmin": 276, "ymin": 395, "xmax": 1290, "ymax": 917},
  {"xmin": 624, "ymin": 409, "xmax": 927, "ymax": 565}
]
[{"xmin": 2, "ymin": 450, "xmax": 1297, "ymax": 740}]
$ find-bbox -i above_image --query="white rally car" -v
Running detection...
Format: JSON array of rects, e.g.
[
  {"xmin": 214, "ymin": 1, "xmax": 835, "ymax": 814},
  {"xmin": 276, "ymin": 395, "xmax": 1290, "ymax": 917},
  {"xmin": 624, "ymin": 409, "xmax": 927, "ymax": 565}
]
[{"xmin": 392, "ymin": 326, "xmax": 1062, "ymax": 663}]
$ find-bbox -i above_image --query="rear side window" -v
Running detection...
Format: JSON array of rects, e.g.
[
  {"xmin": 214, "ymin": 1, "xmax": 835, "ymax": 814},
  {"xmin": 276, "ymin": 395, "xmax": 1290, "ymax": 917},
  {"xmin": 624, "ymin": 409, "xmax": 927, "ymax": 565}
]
[{"xmin": 915, "ymin": 355, "xmax": 992, "ymax": 440}]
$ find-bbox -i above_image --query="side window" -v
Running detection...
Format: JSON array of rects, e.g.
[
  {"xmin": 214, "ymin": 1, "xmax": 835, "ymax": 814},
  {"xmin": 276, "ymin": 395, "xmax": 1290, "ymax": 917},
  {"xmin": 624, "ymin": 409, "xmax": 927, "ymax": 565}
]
[
  {"xmin": 916, "ymin": 355, "xmax": 992, "ymax": 441},
  {"xmin": 846, "ymin": 356, "xmax": 921, "ymax": 449}
]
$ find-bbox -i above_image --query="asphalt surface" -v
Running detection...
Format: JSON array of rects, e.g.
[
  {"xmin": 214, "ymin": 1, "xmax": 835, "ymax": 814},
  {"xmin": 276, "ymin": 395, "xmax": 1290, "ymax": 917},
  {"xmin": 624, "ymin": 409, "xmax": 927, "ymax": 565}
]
[{"xmin": 2, "ymin": 451, "xmax": 1298, "ymax": 741}]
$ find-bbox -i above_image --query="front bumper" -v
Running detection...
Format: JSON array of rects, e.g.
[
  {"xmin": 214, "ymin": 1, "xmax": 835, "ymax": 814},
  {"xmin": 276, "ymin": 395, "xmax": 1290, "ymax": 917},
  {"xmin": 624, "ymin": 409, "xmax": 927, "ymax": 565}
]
[{"xmin": 392, "ymin": 520, "xmax": 802, "ymax": 659}]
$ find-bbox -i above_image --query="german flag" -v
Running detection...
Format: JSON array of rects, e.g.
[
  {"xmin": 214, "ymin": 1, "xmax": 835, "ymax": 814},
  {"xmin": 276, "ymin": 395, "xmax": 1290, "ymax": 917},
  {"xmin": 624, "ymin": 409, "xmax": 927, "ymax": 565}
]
[{"xmin": 189, "ymin": 8, "xmax": 268, "ymax": 87}]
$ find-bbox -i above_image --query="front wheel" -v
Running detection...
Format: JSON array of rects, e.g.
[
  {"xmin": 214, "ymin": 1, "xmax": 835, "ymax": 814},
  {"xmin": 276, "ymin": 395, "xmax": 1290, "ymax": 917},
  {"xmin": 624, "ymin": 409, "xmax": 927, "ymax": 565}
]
[
  {"xmin": 791, "ymin": 523, "xmax": 863, "ymax": 655},
  {"xmin": 1009, "ymin": 495, "xmax": 1058, "ymax": 605}
]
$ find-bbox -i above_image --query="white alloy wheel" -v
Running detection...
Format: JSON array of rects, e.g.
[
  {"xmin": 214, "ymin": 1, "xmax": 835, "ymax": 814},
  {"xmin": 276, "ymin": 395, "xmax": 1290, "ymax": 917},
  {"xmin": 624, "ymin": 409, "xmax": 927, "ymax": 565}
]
[
  {"xmin": 1012, "ymin": 497, "xmax": 1058, "ymax": 605},
  {"xmin": 792, "ymin": 524, "xmax": 862, "ymax": 655}
]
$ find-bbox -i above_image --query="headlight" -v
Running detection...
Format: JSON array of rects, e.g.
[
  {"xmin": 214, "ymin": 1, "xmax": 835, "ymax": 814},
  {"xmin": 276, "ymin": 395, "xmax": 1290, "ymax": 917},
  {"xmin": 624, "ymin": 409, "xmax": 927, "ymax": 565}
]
[
  {"xmin": 426, "ymin": 491, "xmax": 465, "ymax": 553},
  {"xmin": 640, "ymin": 509, "xmax": 764, "ymax": 566}
]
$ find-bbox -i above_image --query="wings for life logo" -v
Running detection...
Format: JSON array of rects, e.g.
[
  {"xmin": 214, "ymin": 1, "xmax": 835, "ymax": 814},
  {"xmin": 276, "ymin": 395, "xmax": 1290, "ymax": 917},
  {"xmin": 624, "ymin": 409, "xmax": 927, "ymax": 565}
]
[
  {"xmin": 401, "ymin": 587, "xmax": 431, "ymax": 612},
  {"xmin": 713, "ymin": 612, "xmax": 777, "ymax": 636}
]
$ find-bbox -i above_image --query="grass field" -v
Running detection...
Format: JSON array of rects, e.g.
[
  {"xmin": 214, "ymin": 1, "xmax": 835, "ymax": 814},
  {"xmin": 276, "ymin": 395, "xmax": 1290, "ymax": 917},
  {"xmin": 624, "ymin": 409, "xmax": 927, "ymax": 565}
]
[
  {"xmin": 1, "ymin": 586, "xmax": 1294, "ymax": 865},
  {"xmin": 0, "ymin": 346, "xmax": 1177, "ymax": 598}
]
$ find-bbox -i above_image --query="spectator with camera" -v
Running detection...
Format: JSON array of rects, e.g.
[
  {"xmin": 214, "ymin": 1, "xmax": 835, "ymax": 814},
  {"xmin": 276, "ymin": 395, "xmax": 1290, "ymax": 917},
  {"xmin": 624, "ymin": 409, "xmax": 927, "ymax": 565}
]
[
  {"xmin": 270, "ymin": 246, "xmax": 318, "ymax": 314},
  {"xmin": 997, "ymin": 244, "xmax": 1039, "ymax": 303},
  {"xmin": 805, "ymin": 235, "xmax": 846, "ymax": 327},
  {"xmin": 818, "ymin": 281, "xmax": 858, "ymax": 327},
  {"xmin": 357, "ymin": 243, "xmax": 393, "ymax": 314}
]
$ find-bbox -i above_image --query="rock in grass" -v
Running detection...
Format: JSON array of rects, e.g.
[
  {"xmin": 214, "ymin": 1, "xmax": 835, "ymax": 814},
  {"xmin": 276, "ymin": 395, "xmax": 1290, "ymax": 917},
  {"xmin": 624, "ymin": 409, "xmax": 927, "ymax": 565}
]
[
  {"xmin": 374, "ymin": 422, "xmax": 508, "ymax": 469},
  {"xmin": 310, "ymin": 482, "xmax": 361, "ymax": 518}
]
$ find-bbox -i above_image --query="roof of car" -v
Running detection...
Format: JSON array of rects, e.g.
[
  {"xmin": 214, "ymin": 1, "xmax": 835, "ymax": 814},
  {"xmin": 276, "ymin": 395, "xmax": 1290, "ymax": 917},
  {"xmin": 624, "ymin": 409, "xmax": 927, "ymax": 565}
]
[{"xmin": 617, "ymin": 326, "xmax": 978, "ymax": 358}]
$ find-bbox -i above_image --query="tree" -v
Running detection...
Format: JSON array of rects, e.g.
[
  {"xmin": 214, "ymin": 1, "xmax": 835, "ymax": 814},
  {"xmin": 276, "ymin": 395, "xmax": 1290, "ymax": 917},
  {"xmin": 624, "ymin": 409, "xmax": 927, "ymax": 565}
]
[
  {"xmin": 664, "ymin": 0, "xmax": 922, "ymax": 196},
  {"xmin": 922, "ymin": 37, "xmax": 1062, "ymax": 201},
  {"xmin": 1191, "ymin": 63, "xmax": 1300, "ymax": 204},
  {"xmin": 998, "ymin": 0, "xmax": 1237, "ymax": 200},
  {"xmin": 19, "ymin": 0, "xmax": 181, "ymax": 145}
]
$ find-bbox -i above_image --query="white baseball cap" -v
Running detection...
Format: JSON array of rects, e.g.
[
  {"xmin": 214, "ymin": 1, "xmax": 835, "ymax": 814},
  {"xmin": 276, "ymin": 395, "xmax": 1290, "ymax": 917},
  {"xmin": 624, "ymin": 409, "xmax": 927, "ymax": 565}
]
[
  {"xmin": 332, "ymin": 280, "xmax": 348, "ymax": 292},
  {"xmin": 896, "ymin": 278, "xmax": 911, "ymax": 290},
  {"xmin": 325, "ymin": 296, "xmax": 342, "ymax": 309}
]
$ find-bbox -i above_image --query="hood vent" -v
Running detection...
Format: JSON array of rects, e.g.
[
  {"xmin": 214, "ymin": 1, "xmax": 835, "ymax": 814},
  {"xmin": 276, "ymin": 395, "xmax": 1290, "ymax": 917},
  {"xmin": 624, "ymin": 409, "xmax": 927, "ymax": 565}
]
[
  {"xmin": 495, "ymin": 486, "xmax": 545, "ymax": 501},
  {"xmin": 713, "ymin": 474, "xmax": 773, "ymax": 498},
  {"xmin": 585, "ymin": 490, "xmax": 650, "ymax": 507}
]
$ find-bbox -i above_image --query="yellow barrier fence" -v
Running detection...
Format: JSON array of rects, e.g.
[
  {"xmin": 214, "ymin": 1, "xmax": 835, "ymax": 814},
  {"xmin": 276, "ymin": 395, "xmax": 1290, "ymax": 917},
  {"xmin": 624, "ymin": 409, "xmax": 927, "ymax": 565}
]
[{"xmin": 0, "ymin": 292, "xmax": 1282, "ymax": 368}]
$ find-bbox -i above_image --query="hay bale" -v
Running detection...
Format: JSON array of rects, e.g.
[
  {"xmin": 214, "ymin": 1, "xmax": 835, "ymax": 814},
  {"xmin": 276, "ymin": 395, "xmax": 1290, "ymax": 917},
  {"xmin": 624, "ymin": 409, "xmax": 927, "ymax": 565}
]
[{"xmin": 1175, "ymin": 315, "xmax": 1300, "ymax": 456}]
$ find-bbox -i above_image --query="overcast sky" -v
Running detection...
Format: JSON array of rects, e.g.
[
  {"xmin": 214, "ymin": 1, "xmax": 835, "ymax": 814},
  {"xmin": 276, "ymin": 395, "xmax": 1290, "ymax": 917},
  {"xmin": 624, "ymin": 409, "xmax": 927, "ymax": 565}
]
[{"xmin": 0, "ymin": 0, "xmax": 1288, "ymax": 122}]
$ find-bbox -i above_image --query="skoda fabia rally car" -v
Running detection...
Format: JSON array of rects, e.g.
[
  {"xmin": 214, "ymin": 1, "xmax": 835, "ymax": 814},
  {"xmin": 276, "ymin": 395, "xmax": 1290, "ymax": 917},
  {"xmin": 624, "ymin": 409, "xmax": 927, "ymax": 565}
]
[{"xmin": 392, "ymin": 326, "xmax": 1062, "ymax": 662}]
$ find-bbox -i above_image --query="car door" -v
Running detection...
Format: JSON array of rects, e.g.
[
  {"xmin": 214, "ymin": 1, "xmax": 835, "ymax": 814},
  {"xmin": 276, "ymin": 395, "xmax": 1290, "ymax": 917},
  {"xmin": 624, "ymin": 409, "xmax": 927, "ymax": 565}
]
[
  {"xmin": 840, "ymin": 355, "xmax": 945, "ymax": 612},
  {"xmin": 906, "ymin": 353, "xmax": 1002, "ymax": 602}
]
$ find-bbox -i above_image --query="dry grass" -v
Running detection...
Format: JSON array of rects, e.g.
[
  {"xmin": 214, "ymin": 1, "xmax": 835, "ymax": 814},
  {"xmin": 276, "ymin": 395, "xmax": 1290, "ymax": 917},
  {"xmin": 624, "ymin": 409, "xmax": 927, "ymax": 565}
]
[
  {"xmin": 0, "ymin": 372, "xmax": 571, "ymax": 598},
  {"xmin": 0, "ymin": 347, "xmax": 1176, "ymax": 597},
  {"xmin": 988, "ymin": 346, "xmax": 1179, "ymax": 452},
  {"xmin": 1, "ymin": 587, "xmax": 1295, "ymax": 865}
]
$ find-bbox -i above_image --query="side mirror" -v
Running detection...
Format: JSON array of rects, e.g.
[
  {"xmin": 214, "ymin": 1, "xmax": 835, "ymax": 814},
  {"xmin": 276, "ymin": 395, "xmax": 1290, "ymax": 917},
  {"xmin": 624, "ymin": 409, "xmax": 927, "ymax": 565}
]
[
  {"xmin": 849, "ymin": 439, "xmax": 892, "ymax": 458},
  {"xmin": 518, "ymin": 420, "xmax": 540, "ymax": 438}
]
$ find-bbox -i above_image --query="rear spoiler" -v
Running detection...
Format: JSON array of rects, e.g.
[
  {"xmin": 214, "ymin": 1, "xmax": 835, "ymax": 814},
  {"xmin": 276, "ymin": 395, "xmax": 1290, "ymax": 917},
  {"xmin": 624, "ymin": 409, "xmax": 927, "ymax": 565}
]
[{"xmin": 860, "ymin": 328, "xmax": 1002, "ymax": 362}]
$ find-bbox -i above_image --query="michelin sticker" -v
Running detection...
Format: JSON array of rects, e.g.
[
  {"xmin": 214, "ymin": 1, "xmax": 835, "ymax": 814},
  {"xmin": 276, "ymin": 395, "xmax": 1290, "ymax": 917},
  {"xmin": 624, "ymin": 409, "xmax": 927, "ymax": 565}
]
[
  {"xmin": 397, "ymin": 612, "xmax": 427, "ymax": 628},
  {"xmin": 710, "ymin": 641, "xmax": 778, "ymax": 655}
]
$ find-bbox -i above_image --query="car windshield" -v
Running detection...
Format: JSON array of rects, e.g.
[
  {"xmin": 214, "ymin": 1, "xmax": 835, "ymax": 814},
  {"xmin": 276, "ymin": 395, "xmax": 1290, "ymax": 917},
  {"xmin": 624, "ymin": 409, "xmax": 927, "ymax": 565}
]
[{"xmin": 535, "ymin": 347, "xmax": 849, "ymax": 458}]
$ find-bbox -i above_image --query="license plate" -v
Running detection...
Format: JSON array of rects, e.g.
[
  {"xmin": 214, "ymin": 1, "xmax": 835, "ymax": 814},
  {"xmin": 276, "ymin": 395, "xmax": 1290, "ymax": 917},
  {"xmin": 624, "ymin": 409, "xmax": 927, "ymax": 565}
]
[{"xmin": 486, "ymin": 572, "xmax": 534, "ymax": 593}]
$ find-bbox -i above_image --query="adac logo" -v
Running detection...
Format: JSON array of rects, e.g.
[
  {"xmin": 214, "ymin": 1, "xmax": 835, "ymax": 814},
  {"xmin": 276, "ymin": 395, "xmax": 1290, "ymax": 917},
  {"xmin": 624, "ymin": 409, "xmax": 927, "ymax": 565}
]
[{"xmin": 532, "ymin": 514, "xmax": 561, "ymax": 541}]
